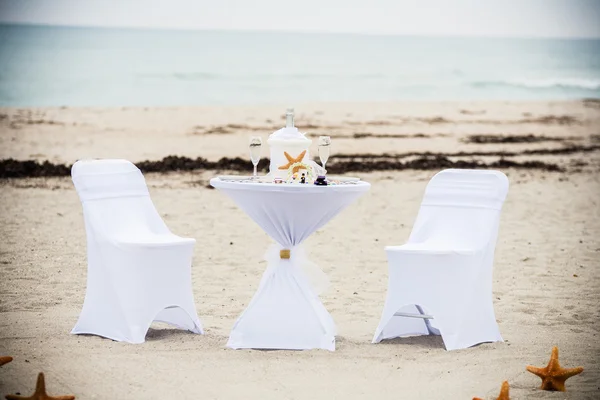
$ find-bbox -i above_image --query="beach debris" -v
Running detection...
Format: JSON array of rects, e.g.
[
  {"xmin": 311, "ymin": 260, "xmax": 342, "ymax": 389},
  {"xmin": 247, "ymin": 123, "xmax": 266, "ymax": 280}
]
[
  {"xmin": 519, "ymin": 115, "xmax": 579, "ymax": 125},
  {"xmin": 526, "ymin": 346, "xmax": 583, "ymax": 391},
  {"xmin": 463, "ymin": 134, "xmax": 575, "ymax": 144},
  {"xmin": 473, "ymin": 380, "xmax": 510, "ymax": 400},
  {"xmin": 0, "ymin": 356, "xmax": 13, "ymax": 366},
  {"xmin": 3, "ymin": 146, "xmax": 587, "ymax": 179},
  {"xmin": 5, "ymin": 372, "xmax": 75, "ymax": 400},
  {"xmin": 460, "ymin": 109, "xmax": 486, "ymax": 115}
]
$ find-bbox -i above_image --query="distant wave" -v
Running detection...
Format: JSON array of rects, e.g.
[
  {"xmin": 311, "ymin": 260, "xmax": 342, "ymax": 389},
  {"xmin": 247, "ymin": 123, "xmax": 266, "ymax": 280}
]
[
  {"xmin": 139, "ymin": 72, "xmax": 390, "ymax": 81},
  {"xmin": 472, "ymin": 78, "xmax": 600, "ymax": 91},
  {"xmin": 141, "ymin": 73, "xmax": 600, "ymax": 90},
  {"xmin": 139, "ymin": 72, "xmax": 220, "ymax": 81},
  {"xmin": 173, "ymin": 72, "xmax": 219, "ymax": 80}
]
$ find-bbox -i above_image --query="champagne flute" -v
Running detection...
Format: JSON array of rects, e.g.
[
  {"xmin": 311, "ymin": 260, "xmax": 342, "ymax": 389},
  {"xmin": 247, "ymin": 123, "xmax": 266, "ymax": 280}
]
[
  {"xmin": 249, "ymin": 136, "xmax": 262, "ymax": 179},
  {"xmin": 318, "ymin": 136, "xmax": 331, "ymax": 172}
]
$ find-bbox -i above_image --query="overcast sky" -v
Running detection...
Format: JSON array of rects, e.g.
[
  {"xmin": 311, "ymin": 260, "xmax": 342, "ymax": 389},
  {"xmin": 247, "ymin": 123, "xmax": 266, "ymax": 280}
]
[{"xmin": 0, "ymin": 0, "xmax": 599, "ymax": 38}]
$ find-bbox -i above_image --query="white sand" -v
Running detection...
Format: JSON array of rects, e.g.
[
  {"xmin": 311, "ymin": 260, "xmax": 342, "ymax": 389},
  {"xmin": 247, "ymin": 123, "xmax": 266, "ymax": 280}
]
[{"xmin": 0, "ymin": 101, "xmax": 599, "ymax": 399}]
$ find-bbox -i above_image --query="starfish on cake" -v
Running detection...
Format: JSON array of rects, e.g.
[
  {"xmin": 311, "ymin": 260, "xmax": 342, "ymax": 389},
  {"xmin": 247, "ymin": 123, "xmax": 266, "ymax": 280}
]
[
  {"xmin": 278, "ymin": 151, "xmax": 307, "ymax": 174},
  {"xmin": 526, "ymin": 346, "xmax": 583, "ymax": 391},
  {"xmin": 473, "ymin": 381, "xmax": 510, "ymax": 400},
  {"xmin": 5, "ymin": 372, "xmax": 75, "ymax": 400},
  {"xmin": 0, "ymin": 356, "xmax": 13, "ymax": 367}
]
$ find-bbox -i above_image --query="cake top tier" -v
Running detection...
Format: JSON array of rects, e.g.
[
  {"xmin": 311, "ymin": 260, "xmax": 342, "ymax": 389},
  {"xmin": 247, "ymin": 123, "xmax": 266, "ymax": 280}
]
[
  {"xmin": 268, "ymin": 126, "xmax": 309, "ymax": 141},
  {"xmin": 267, "ymin": 108, "xmax": 311, "ymax": 144}
]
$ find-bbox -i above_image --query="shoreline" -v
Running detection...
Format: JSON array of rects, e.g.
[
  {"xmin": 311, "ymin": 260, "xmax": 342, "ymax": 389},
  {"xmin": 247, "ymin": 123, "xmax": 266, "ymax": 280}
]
[{"xmin": 1, "ymin": 97, "xmax": 599, "ymax": 110}]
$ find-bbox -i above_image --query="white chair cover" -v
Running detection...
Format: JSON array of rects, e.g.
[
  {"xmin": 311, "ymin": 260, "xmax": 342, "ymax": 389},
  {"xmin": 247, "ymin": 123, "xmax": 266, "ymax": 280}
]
[
  {"xmin": 372, "ymin": 169, "xmax": 509, "ymax": 351},
  {"xmin": 71, "ymin": 159, "xmax": 203, "ymax": 343},
  {"xmin": 211, "ymin": 179, "xmax": 370, "ymax": 351}
]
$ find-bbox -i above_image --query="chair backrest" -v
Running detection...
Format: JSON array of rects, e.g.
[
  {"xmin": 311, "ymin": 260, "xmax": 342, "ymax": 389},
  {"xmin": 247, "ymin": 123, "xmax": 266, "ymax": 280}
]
[
  {"xmin": 72, "ymin": 159, "xmax": 150, "ymax": 202},
  {"xmin": 408, "ymin": 169, "xmax": 509, "ymax": 248},
  {"xmin": 72, "ymin": 159, "xmax": 169, "ymax": 238},
  {"xmin": 421, "ymin": 169, "xmax": 509, "ymax": 210}
]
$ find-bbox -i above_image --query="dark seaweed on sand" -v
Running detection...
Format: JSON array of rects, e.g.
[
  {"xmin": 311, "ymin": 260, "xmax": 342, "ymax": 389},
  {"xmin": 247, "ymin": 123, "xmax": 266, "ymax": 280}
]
[
  {"xmin": 463, "ymin": 134, "xmax": 577, "ymax": 144},
  {"xmin": 0, "ymin": 159, "xmax": 71, "ymax": 178},
  {"xmin": 0, "ymin": 152, "xmax": 569, "ymax": 179}
]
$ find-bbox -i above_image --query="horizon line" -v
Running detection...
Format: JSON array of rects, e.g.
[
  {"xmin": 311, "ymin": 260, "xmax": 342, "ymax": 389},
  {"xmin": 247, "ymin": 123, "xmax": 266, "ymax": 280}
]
[{"xmin": 1, "ymin": 21, "xmax": 599, "ymax": 41}]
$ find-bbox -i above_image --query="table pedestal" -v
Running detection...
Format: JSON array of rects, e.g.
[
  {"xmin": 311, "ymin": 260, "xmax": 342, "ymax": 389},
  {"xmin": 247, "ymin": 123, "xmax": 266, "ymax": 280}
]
[
  {"xmin": 210, "ymin": 178, "xmax": 370, "ymax": 351},
  {"xmin": 228, "ymin": 245, "xmax": 335, "ymax": 351}
]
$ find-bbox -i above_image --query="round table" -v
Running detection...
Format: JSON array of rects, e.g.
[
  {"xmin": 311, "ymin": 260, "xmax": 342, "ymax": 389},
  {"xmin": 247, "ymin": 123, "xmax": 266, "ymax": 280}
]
[{"xmin": 210, "ymin": 177, "xmax": 371, "ymax": 351}]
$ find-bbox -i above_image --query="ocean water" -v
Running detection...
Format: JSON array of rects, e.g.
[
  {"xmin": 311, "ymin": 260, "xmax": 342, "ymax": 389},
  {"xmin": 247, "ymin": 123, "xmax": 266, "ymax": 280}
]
[{"xmin": 0, "ymin": 23, "xmax": 599, "ymax": 107}]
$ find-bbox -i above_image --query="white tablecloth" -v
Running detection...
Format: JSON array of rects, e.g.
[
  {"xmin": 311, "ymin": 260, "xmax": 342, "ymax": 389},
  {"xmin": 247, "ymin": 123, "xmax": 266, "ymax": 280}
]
[{"xmin": 210, "ymin": 178, "xmax": 370, "ymax": 351}]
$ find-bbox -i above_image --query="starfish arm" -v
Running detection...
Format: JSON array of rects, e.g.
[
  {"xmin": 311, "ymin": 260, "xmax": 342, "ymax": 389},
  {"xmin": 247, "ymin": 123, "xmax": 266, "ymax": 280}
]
[
  {"xmin": 292, "ymin": 164, "xmax": 308, "ymax": 174},
  {"xmin": 472, "ymin": 381, "xmax": 510, "ymax": 400},
  {"xmin": 526, "ymin": 365, "xmax": 547, "ymax": 378},
  {"xmin": 35, "ymin": 373, "xmax": 46, "ymax": 396},
  {"xmin": 279, "ymin": 151, "xmax": 307, "ymax": 171},
  {"xmin": 548, "ymin": 347, "xmax": 559, "ymax": 366},
  {"xmin": 5, "ymin": 395, "xmax": 29, "ymax": 400},
  {"xmin": 0, "ymin": 356, "xmax": 13, "ymax": 366},
  {"xmin": 498, "ymin": 381, "xmax": 510, "ymax": 400},
  {"xmin": 283, "ymin": 152, "xmax": 294, "ymax": 162},
  {"xmin": 49, "ymin": 396, "xmax": 76, "ymax": 400},
  {"xmin": 556, "ymin": 366, "xmax": 584, "ymax": 378}
]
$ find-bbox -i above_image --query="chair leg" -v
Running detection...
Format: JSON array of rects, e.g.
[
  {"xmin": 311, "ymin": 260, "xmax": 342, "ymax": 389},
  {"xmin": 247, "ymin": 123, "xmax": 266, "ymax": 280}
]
[
  {"xmin": 373, "ymin": 303, "xmax": 431, "ymax": 343},
  {"xmin": 154, "ymin": 305, "xmax": 203, "ymax": 333},
  {"xmin": 415, "ymin": 305, "xmax": 440, "ymax": 335}
]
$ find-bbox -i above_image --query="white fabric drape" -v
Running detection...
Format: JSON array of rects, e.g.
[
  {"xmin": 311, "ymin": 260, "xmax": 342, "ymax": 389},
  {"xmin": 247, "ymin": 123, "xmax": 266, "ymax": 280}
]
[
  {"xmin": 211, "ymin": 179, "xmax": 370, "ymax": 350},
  {"xmin": 372, "ymin": 169, "xmax": 509, "ymax": 351},
  {"xmin": 72, "ymin": 159, "xmax": 203, "ymax": 343}
]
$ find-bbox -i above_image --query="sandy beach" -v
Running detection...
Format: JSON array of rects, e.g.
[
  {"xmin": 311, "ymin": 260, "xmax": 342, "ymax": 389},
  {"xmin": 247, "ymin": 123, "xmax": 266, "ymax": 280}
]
[{"xmin": 0, "ymin": 100, "xmax": 599, "ymax": 399}]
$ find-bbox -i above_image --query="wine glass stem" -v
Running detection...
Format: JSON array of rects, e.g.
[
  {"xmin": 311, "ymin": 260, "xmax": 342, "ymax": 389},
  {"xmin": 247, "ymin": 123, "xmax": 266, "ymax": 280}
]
[
  {"xmin": 253, "ymin": 164, "xmax": 257, "ymax": 178},
  {"xmin": 323, "ymin": 161, "xmax": 327, "ymax": 172}
]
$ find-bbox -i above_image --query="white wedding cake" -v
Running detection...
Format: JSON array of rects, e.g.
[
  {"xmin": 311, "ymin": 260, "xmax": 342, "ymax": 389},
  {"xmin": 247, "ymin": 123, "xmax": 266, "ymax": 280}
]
[{"xmin": 267, "ymin": 108, "xmax": 313, "ymax": 180}]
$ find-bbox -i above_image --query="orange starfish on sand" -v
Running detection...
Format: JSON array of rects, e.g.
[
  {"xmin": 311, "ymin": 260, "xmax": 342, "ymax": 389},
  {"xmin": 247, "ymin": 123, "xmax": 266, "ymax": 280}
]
[
  {"xmin": 526, "ymin": 346, "xmax": 583, "ymax": 391},
  {"xmin": 0, "ymin": 356, "xmax": 13, "ymax": 367},
  {"xmin": 5, "ymin": 372, "xmax": 75, "ymax": 400},
  {"xmin": 473, "ymin": 380, "xmax": 510, "ymax": 400},
  {"xmin": 278, "ymin": 151, "xmax": 307, "ymax": 173}
]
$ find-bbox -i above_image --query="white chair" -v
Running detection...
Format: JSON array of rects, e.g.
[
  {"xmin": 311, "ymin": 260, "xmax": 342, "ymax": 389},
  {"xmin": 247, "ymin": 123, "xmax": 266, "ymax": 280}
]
[
  {"xmin": 372, "ymin": 169, "xmax": 509, "ymax": 351},
  {"xmin": 71, "ymin": 159, "xmax": 203, "ymax": 343}
]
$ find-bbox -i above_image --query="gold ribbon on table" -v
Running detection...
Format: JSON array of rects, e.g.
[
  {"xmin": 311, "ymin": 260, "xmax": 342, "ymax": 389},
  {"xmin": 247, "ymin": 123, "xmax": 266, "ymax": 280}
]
[{"xmin": 280, "ymin": 249, "xmax": 291, "ymax": 259}]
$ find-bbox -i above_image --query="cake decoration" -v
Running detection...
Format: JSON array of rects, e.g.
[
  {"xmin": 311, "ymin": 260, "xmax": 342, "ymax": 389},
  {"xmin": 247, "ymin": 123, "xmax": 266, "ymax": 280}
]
[
  {"xmin": 278, "ymin": 151, "xmax": 307, "ymax": 173},
  {"xmin": 285, "ymin": 162, "xmax": 314, "ymax": 183},
  {"xmin": 314, "ymin": 176, "xmax": 328, "ymax": 186}
]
